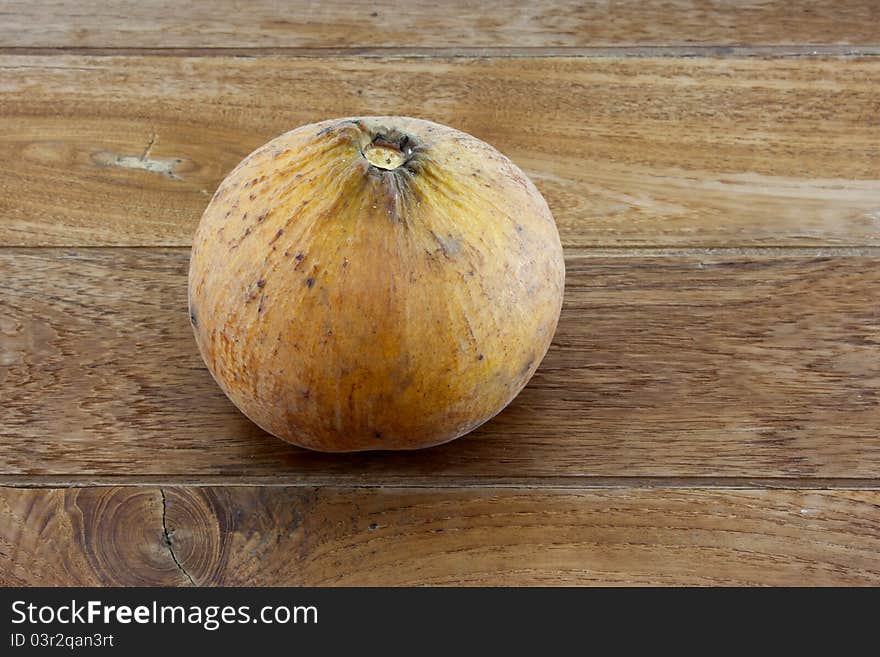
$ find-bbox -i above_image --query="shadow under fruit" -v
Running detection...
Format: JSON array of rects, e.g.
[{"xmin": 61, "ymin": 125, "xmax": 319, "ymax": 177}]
[{"xmin": 188, "ymin": 116, "xmax": 565, "ymax": 452}]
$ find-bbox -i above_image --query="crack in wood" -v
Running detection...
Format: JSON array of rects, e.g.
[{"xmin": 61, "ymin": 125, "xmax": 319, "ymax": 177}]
[{"xmin": 160, "ymin": 488, "xmax": 195, "ymax": 586}]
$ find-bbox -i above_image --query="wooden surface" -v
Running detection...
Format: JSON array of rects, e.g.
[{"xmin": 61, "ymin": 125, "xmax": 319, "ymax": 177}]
[
  {"xmin": 3, "ymin": 56, "xmax": 880, "ymax": 247},
  {"xmin": 2, "ymin": 1, "xmax": 879, "ymax": 49},
  {"xmin": 1, "ymin": 1, "xmax": 879, "ymax": 585}
]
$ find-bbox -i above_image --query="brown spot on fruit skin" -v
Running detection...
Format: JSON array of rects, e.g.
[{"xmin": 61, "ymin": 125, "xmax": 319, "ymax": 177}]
[{"xmin": 188, "ymin": 116, "xmax": 564, "ymax": 452}]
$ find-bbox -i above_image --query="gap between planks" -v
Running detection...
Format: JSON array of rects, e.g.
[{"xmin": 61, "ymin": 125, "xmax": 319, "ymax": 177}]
[
  {"xmin": 2, "ymin": 476, "xmax": 879, "ymax": 490},
  {"xmin": 1, "ymin": 45, "xmax": 879, "ymax": 59}
]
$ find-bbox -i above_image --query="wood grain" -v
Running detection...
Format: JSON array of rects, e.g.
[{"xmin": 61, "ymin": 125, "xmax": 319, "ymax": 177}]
[
  {"xmin": 2, "ymin": 486, "xmax": 878, "ymax": 585},
  {"xmin": 0, "ymin": 486, "xmax": 189, "ymax": 585},
  {"xmin": 1, "ymin": 1, "xmax": 878, "ymax": 49},
  {"xmin": 2, "ymin": 248, "xmax": 877, "ymax": 480},
  {"xmin": 2, "ymin": 55, "xmax": 879, "ymax": 247}
]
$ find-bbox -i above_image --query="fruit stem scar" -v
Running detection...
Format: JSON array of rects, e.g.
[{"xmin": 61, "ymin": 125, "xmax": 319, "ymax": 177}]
[{"xmin": 363, "ymin": 141, "xmax": 407, "ymax": 170}]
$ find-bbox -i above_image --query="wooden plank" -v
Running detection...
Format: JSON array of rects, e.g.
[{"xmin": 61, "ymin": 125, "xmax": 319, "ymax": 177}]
[
  {"xmin": 2, "ymin": 485, "xmax": 878, "ymax": 585},
  {"xmin": 1, "ymin": 55, "xmax": 878, "ymax": 248},
  {"xmin": 2, "ymin": 248, "xmax": 878, "ymax": 480},
  {"xmin": 2, "ymin": 1, "xmax": 878, "ymax": 49}
]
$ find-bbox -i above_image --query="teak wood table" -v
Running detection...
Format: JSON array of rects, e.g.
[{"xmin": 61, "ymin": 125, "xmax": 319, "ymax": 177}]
[{"xmin": 1, "ymin": 1, "xmax": 878, "ymax": 586}]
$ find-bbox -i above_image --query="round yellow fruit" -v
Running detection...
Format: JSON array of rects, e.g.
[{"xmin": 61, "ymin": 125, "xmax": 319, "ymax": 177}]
[{"xmin": 188, "ymin": 116, "xmax": 564, "ymax": 452}]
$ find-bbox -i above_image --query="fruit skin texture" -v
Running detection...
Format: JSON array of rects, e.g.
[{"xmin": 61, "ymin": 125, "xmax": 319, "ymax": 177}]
[{"xmin": 188, "ymin": 116, "xmax": 564, "ymax": 452}]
